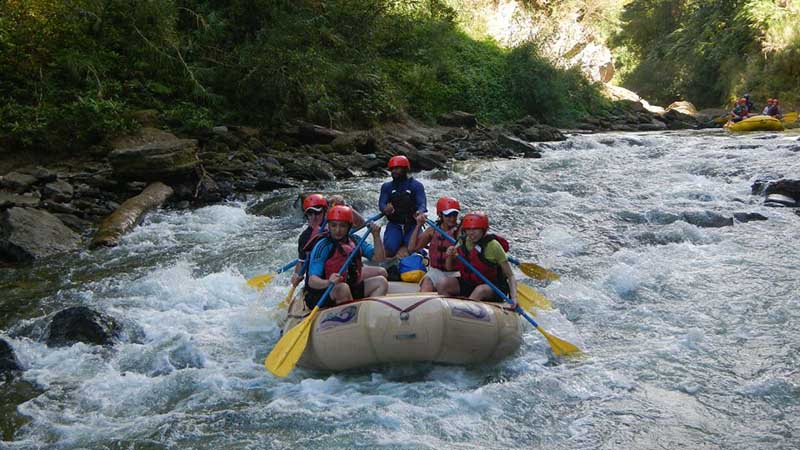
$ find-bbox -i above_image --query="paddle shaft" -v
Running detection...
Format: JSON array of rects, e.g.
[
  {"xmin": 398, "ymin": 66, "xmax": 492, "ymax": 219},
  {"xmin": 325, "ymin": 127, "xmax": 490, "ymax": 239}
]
[{"xmin": 426, "ymin": 220, "xmax": 542, "ymax": 329}]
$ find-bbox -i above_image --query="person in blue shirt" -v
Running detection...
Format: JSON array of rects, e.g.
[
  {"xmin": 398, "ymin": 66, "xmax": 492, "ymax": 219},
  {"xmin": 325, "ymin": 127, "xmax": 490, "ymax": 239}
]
[
  {"xmin": 378, "ymin": 155, "xmax": 427, "ymax": 258},
  {"xmin": 305, "ymin": 206, "xmax": 388, "ymax": 308}
]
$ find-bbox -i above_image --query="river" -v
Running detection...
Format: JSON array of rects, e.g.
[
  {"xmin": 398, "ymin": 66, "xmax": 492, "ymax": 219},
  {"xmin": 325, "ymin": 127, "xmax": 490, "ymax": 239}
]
[{"xmin": 1, "ymin": 129, "xmax": 799, "ymax": 449}]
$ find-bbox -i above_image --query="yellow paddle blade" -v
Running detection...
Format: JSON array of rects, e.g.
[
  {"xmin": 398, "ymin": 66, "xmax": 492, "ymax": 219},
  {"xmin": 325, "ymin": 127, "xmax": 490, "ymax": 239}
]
[
  {"xmin": 247, "ymin": 273, "xmax": 274, "ymax": 290},
  {"xmin": 518, "ymin": 284, "xmax": 552, "ymax": 310},
  {"xmin": 278, "ymin": 285, "xmax": 298, "ymax": 309},
  {"xmin": 782, "ymin": 112, "xmax": 798, "ymax": 123},
  {"xmin": 518, "ymin": 262, "xmax": 560, "ymax": 281},
  {"xmin": 537, "ymin": 326, "xmax": 581, "ymax": 357},
  {"xmin": 264, "ymin": 307, "xmax": 319, "ymax": 377}
]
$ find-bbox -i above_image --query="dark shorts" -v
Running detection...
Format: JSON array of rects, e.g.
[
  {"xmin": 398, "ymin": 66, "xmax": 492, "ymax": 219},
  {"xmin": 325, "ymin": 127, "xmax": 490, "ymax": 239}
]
[
  {"xmin": 304, "ymin": 281, "xmax": 365, "ymax": 309},
  {"xmin": 457, "ymin": 278, "xmax": 508, "ymax": 302}
]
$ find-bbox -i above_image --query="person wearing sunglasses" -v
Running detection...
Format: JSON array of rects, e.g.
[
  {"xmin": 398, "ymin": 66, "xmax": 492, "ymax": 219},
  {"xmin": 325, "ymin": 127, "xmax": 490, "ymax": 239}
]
[
  {"xmin": 408, "ymin": 197, "xmax": 462, "ymax": 292},
  {"xmin": 291, "ymin": 193, "xmax": 364, "ymax": 287}
]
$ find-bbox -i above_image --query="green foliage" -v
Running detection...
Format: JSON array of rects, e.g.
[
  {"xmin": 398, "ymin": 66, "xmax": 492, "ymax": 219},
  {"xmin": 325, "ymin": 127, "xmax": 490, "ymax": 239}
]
[
  {"xmin": 1, "ymin": 0, "xmax": 607, "ymax": 154},
  {"xmin": 611, "ymin": 0, "xmax": 800, "ymax": 108}
]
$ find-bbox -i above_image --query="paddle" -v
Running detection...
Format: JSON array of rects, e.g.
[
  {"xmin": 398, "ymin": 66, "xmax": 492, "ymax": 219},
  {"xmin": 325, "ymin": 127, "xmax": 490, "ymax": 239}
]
[
  {"xmin": 427, "ymin": 221, "xmax": 580, "ymax": 356},
  {"xmin": 247, "ymin": 212, "xmax": 383, "ymax": 290},
  {"xmin": 247, "ymin": 259, "xmax": 296, "ymax": 290},
  {"xmin": 507, "ymin": 256, "xmax": 560, "ymax": 281},
  {"xmin": 425, "ymin": 219, "xmax": 553, "ymax": 310},
  {"xmin": 277, "ymin": 284, "xmax": 297, "ymax": 309},
  {"xmin": 265, "ymin": 221, "xmax": 378, "ymax": 377}
]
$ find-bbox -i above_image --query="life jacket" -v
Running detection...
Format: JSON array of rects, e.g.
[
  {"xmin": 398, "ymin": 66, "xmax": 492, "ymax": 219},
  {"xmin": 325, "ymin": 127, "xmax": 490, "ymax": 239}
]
[
  {"xmin": 429, "ymin": 224, "xmax": 458, "ymax": 270},
  {"xmin": 387, "ymin": 178, "xmax": 417, "ymax": 224},
  {"xmin": 457, "ymin": 233, "xmax": 509, "ymax": 287},
  {"xmin": 304, "ymin": 232, "xmax": 363, "ymax": 287}
]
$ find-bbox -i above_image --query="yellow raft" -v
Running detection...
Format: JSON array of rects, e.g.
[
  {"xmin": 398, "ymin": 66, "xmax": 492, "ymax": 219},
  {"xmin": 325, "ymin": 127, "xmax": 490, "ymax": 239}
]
[
  {"xmin": 282, "ymin": 282, "xmax": 523, "ymax": 371},
  {"xmin": 724, "ymin": 115, "xmax": 784, "ymax": 132}
]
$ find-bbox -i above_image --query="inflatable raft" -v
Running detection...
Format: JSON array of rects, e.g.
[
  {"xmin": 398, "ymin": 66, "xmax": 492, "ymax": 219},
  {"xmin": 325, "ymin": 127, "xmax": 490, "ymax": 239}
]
[
  {"xmin": 724, "ymin": 115, "xmax": 784, "ymax": 132},
  {"xmin": 282, "ymin": 282, "xmax": 523, "ymax": 371}
]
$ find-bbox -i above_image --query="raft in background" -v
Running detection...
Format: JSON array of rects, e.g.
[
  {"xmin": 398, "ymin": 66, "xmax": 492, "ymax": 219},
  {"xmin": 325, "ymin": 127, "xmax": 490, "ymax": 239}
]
[
  {"xmin": 724, "ymin": 115, "xmax": 784, "ymax": 132},
  {"xmin": 283, "ymin": 282, "xmax": 523, "ymax": 371}
]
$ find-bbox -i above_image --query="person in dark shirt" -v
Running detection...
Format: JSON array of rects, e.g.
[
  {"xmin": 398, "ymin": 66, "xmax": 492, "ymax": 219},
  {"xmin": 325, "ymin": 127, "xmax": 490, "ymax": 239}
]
[
  {"xmin": 730, "ymin": 98, "xmax": 749, "ymax": 122},
  {"xmin": 378, "ymin": 155, "xmax": 427, "ymax": 258}
]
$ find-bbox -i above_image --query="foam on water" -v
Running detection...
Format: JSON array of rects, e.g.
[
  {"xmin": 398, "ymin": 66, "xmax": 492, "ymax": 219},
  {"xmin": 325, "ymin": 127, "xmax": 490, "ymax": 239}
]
[{"xmin": 4, "ymin": 129, "xmax": 800, "ymax": 448}]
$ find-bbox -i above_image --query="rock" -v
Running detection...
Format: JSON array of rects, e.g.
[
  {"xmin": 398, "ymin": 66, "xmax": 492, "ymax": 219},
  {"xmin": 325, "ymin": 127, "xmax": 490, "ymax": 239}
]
[
  {"xmin": 279, "ymin": 155, "xmax": 336, "ymax": 181},
  {"xmin": 0, "ymin": 191, "xmax": 40, "ymax": 209},
  {"xmin": 733, "ymin": 212, "xmax": 768, "ymax": 223},
  {"xmin": 297, "ymin": 123, "xmax": 343, "ymax": 144},
  {"xmin": 666, "ymin": 101, "xmax": 698, "ymax": 116},
  {"xmin": 46, "ymin": 307, "xmax": 121, "ymax": 347},
  {"xmin": 19, "ymin": 166, "xmax": 56, "ymax": 183},
  {"xmin": 681, "ymin": 210, "xmax": 733, "ymax": 228},
  {"xmin": 195, "ymin": 172, "xmax": 222, "ymax": 204},
  {"xmin": 42, "ymin": 180, "xmax": 74, "ymax": 202},
  {"xmin": 497, "ymin": 134, "xmax": 542, "ymax": 157},
  {"xmin": 437, "ymin": 111, "xmax": 477, "ymax": 128},
  {"xmin": 331, "ymin": 131, "xmax": 376, "ymax": 155},
  {"xmin": 109, "ymin": 139, "xmax": 199, "ymax": 181},
  {"xmin": 90, "ymin": 182, "xmax": 174, "ymax": 248},
  {"xmin": 638, "ymin": 121, "xmax": 668, "ymax": 131},
  {"xmin": 0, "ymin": 338, "xmax": 21, "ymax": 372},
  {"xmin": 40, "ymin": 200, "xmax": 81, "ymax": 215},
  {"xmin": 0, "ymin": 172, "xmax": 38, "ymax": 192},
  {"xmin": 110, "ymin": 127, "xmax": 178, "ymax": 151},
  {"xmin": 753, "ymin": 178, "xmax": 800, "ymax": 200},
  {"xmin": 0, "ymin": 207, "xmax": 81, "ymax": 263},
  {"xmin": 520, "ymin": 125, "xmax": 566, "ymax": 142},
  {"xmin": 54, "ymin": 213, "xmax": 93, "ymax": 232},
  {"xmin": 212, "ymin": 126, "xmax": 229, "ymax": 134},
  {"xmin": 764, "ymin": 193, "xmax": 797, "ymax": 207},
  {"xmin": 660, "ymin": 108, "xmax": 699, "ymax": 129}
]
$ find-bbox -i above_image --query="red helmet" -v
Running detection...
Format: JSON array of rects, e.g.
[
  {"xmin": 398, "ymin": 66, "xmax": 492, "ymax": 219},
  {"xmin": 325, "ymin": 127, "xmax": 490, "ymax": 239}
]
[
  {"xmin": 388, "ymin": 155, "xmax": 411, "ymax": 170},
  {"xmin": 462, "ymin": 211, "xmax": 489, "ymax": 230},
  {"xmin": 738, "ymin": 98, "xmax": 747, "ymax": 104},
  {"xmin": 303, "ymin": 193, "xmax": 328, "ymax": 212},
  {"xmin": 774, "ymin": 99, "xmax": 779, "ymax": 104},
  {"xmin": 436, "ymin": 197, "xmax": 461, "ymax": 215},
  {"xmin": 326, "ymin": 205, "xmax": 354, "ymax": 225}
]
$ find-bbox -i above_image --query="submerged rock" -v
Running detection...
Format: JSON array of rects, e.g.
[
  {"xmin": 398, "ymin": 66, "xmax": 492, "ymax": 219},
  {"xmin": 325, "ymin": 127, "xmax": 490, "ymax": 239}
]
[
  {"xmin": 733, "ymin": 212, "xmax": 768, "ymax": 223},
  {"xmin": 681, "ymin": 211, "xmax": 734, "ymax": 228},
  {"xmin": 46, "ymin": 307, "xmax": 121, "ymax": 347},
  {"xmin": 0, "ymin": 207, "xmax": 81, "ymax": 263},
  {"xmin": 0, "ymin": 338, "xmax": 21, "ymax": 373}
]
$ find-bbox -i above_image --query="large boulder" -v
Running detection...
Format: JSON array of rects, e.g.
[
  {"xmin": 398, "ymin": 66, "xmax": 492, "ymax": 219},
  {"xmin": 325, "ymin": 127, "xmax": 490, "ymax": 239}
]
[
  {"xmin": 0, "ymin": 191, "xmax": 40, "ymax": 209},
  {"xmin": 46, "ymin": 307, "xmax": 121, "ymax": 347},
  {"xmin": 297, "ymin": 123, "xmax": 343, "ymax": 144},
  {"xmin": 0, "ymin": 338, "xmax": 21, "ymax": 373},
  {"xmin": 0, "ymin": 207, "xmax": 81, "ymax": 263},
  {"xmin": 42, "ymin": 180, "xmax": 74, "ymax": 202},
  {"xmin": 109, "ymin": 139, "xmax": 199, "ymax": 181},
  {"xmin": 0, "ymin": 172, "xmax": 37, "ymax": 193},
  {"xmin": 437, "ymin": 111, "xmax": 478, "ymax": 129}
]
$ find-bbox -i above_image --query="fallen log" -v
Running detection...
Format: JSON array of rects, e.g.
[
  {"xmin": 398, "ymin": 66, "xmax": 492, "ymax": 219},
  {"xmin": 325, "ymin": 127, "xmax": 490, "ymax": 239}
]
[{"xmin": 90, "ymin": 182, "xmax": 174, "ymax": 249}]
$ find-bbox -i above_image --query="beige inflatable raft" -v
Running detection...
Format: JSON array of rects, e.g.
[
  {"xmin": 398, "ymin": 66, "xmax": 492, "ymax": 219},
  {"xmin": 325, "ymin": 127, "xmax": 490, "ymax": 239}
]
[{"xmin": 283, "ymin": 282, "xmax": 523, "ymax": 371}]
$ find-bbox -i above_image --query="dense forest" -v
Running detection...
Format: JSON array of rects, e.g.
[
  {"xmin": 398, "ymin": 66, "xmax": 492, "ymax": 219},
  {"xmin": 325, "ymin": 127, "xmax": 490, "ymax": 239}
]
[
  {"xmin": 1, "ymin": 0, "xmax": 798, "ymax": 155},
  {"xmin": 0, "ymin": 0, "xmax": 606, "ymax": 153},
  {"xmin": 611, "ymin": 0, "xmax": 800, "ymax": 107}
]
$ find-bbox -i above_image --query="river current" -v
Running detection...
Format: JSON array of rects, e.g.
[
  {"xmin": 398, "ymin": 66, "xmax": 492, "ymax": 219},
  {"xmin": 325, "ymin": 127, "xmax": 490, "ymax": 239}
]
[{"xmin": 1, "ymin": 130, "xmax": 799, "ymax": 449}]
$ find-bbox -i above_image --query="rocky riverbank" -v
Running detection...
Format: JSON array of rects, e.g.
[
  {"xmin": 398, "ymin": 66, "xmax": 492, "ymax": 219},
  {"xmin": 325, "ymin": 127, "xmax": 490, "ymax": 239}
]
[{"xmin": 0, "ymin": 101, "xmax": 788, "ymax": 266}]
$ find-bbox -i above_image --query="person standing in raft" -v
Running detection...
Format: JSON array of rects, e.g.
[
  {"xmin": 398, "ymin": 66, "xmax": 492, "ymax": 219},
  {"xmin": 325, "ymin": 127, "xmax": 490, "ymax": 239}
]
[
  {"xmin": 730, "ymin": 98, "xmax": 750, "ymax": 122},
  {"xmin": 438, "ymin": 211, "xmax": 517, "ymax": 308},
  {"xmin": 408, "ymin": 196, "xmax": 462, "ymax": 292},
  {"xmin": 305, "ymin": 205, "xmax": 388, "ymax": 307},
  {"xmin": 378, "ymin": 155, "xmax": 428, "ymax": 258},
  {"xmin": 291, "ymin": 194, "xmax": 365, "ymax": 287}
]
